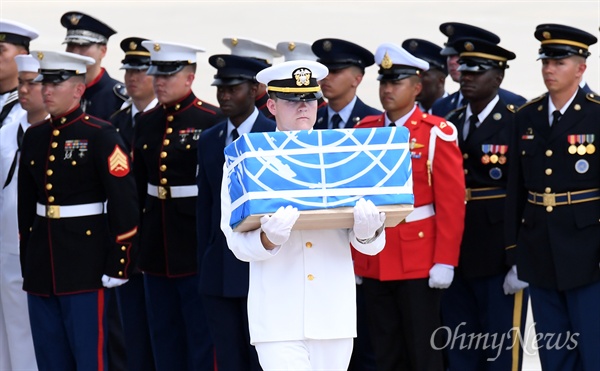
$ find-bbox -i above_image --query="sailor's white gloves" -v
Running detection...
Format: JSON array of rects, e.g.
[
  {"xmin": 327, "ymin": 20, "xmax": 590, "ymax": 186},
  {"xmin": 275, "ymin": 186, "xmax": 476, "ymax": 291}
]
[
  {"xmin": 429, "ymin": 263, "xmax": 454, "ymax": 289},
  {"xmin": 503, "ymin": 265, "xmax": 529, "ymax": 295},
  {"xmin": 260, "ymin": 205, "xmax": 300, "ymax": 246},
  {"xmin": 101, "ymin": 274, "xmax": 128, "ymax": 288},
  {"xmin": 353, "ymin": 198, "xmax": 386, "ymax": 241}
]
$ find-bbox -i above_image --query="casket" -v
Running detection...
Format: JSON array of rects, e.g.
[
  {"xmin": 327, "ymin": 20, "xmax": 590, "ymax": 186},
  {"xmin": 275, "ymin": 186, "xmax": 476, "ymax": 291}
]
[{"xmin": 224, "ymin": 127, "xmax": 414, "ymax": 231}]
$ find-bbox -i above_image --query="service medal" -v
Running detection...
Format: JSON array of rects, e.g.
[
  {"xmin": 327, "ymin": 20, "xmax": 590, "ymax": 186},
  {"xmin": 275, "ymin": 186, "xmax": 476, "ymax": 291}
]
[
  {"xmin": 567, "ymin": 135, "xmax": 577, "ymax": 154},
  {"xmin": 568, "ymin": 145, "xmax": 577, "ymax": 155},
  {"xmin": 498, "ymin": 145, "xmax": 508, "ymax": 164},
  {"xmin": 490, "ymin": 154, "xmax": 499, "ymax": 164},
  {"xmin": 481, "ymin": 154, "xmax": 490, "ymax": 164},
  {"xmin": 498, "ymin": 155, "xmax": 507, "ymax": 165},
  {"xmin": 587, "ymin": 143, "xmax": 596, "ymax": 154},
  {"xmin": 577, "ymin": 144, "xmax": 587, "ymax": 155}
]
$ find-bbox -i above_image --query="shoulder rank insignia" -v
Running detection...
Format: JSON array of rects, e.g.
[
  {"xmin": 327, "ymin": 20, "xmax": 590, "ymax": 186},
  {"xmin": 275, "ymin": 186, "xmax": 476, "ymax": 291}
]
[{"xmin": 108, "ymin": 145, "xmax": 130, "ymax": 177}]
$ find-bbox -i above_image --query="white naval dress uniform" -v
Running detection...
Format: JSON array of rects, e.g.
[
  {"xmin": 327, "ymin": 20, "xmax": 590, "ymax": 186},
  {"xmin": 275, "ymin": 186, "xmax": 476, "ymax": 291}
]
[
  {"xmin": 0, "ymin": 112, "xmax": 38, "ymax": 371},
  {"xmin": 220, "ymin": 167, "xmax": 385, "ymax": 370}
]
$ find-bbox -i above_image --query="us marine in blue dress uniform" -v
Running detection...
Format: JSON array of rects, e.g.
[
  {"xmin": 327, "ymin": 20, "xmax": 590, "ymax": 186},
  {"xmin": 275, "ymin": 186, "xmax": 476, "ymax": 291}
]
[
  {"xmin": 133, "ymin": 40, "xmax": 222, "ymax": 371},
  {"xmin": 18, "ymin": 50, "xmax": 139, "ymax": 371},
  {"xmin": 61, "ymin": 11, "xmax": 128, "ymax": 121}
]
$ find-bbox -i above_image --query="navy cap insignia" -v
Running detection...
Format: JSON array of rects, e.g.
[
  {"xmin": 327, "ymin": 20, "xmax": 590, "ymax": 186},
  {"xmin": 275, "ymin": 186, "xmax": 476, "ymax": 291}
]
[
  {"xmin": 293, "ymin": 68, "xmax": 312, "ymax": 86},
  {"xmin": 323, "ymin": 40, "xmax": 332, "ymax": 52},
  {"xmin": 288, "ymin": 42, "xmax": 296, "ymax": 51},
  {"xmin": 381, "ymin": 51, "xmax": 393, "ymax": 69}
]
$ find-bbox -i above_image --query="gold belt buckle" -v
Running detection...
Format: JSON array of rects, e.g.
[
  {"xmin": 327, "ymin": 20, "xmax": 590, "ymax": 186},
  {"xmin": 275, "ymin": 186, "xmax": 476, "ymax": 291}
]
[
  {"xmin": 46, "ymin": 205, "xmax": 60, "ymax": 219},
  {"xmin": 542, "ymin": 193, "xmax": 556, "ymax": 207},
  {"xmin": 157, "ymin": 186, "xmax": 169, "ymax": 200},
  {"xmin": 465, "ymin": 188, "xmax": 472, "ymax": 202}
]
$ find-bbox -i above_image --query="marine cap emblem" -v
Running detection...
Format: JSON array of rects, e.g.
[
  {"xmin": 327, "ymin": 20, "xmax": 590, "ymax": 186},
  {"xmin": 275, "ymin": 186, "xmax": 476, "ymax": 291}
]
[
  {"xmin": 288, "ymin": 42, "xmax": 296, "ymax": 51},
  {"xmin": 154, "ymin": 43, "xmax": 160, "ymax": 52}
]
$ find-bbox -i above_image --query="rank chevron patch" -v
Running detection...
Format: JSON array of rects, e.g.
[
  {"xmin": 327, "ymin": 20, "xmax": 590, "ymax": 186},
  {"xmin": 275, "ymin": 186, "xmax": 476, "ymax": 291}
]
[{"xmin": 108, "ymin": 145, "xmax": 130, "ymax": 177}]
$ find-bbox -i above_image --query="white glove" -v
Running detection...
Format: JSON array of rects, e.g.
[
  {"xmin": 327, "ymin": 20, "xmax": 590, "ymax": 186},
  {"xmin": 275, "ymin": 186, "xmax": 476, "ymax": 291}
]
[
  {"xmin": 101, "ymin": 274, "xmax": 128, "ymax": 288},
  {"xmin": 353, "ymin": 198, "xmax": 386, "ymax": 240},
  {"xmin": 260, "ymin": 205, "xmax": 299, "ymax": 246},
  {"xmin": 503, "ymin": 265, "xmax": 529, "ymax": 295},
  {"xmin": 428, "ymin": 263, "xmax": 454, "ymax": 289}
]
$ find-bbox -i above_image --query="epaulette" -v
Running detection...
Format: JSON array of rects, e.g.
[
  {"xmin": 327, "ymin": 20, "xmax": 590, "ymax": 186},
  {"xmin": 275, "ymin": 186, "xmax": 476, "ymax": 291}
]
[
  {"xmin": 82, "ymin": 113, "xmax": 111, "ymax": 127},
  {"xmin": 109, "ymin": 103, "xmax": 132, "ymax": 121},
  {"xmin": 113, "ymin": 83, "xmax": 129, "ymax": 102},
  {"xmin": 354, "ymin": 114, "xmax": 382, "ymax": 128},
  {"xmin": 506, "ymin": 104, "xmax": 516, "ymax": 113},
  {"xmin": 422, "ymin": 113, "xmax": 457, "ymax": 142},
  {"xmin": 516, "ymin": 93, "xmax": 546, "ymax": 112},
  {"xmin": 585, "ymin": 93, "xmax": 600, "ymax": 104}
]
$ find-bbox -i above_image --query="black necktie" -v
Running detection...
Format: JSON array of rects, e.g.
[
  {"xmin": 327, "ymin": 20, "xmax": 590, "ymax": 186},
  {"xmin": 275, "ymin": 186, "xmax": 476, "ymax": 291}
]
[
  {"xmin": 465, "ymin": 115, "xmax": 478, "ymax": 142},
  {"xmin": 331, "ymin": 114, "xmax": 342, "ymax": 129},
  {"xmin": 133, "ymin": 112, "xmax": 141, "ymax": 127},
  {"xmin": 389, "ymin": 122, "xmax": 396, "ymax": 127},
  {"xmin": 551, "ymin": 110, "xmax": 562, "ymax": 127},
  {"xmin": 3, "ymin": 124, "xmax": 24, "ymax": 189},
  {"xmin": 231, "ymin": 128, "xmax": 239, "ymax": 141}
]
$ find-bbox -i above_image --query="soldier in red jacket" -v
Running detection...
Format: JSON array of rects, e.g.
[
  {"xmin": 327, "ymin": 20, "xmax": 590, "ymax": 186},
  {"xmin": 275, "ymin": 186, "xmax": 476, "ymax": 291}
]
[{"xmin": 352, "ymin": 42, "xmax": 465, "ymax": 371}]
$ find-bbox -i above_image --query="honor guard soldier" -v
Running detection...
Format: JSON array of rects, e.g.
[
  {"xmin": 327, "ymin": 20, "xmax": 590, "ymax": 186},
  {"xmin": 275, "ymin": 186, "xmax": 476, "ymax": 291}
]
[
  {"xmin": 352, "ymin": 43, "xmax": 465, "ymax": 371},
  {"xmin": 0, "ymin": 19, "xmax": 38, "ymax": 129},
  {"xmin": 431, "ymin": 22, "xmax": 526, "ymax": 117},
  {"xmin": 312, "ymin": 38, "xmax": 381, "ymax": 130},
  {"xmin": 221, "ymin": 59, "xmax": 386, "ymax": 371},
  {"xmin": 61, "ymin": 11, "xmax": 128, "ymax": 120},
  {"xmin": 402, "ymin": 38, "xmax": 449, "ymax": 114},
  {"xmin": 223, "ymin": 37, "xmax": 281, "ymax": 119},
  {"xmin": 17, "ymin": 50, "xmax": 139, "ymax": 371},
  {"xmin": 110, "ymin": 37, "xmax": 158, "ymax": 151},
  {"xmin": 505, "ymin": 24, "xmax": 600, "ymax": 371},
  {"xmin": 133, "ymin": 40, "xmax": 222, "ymax": 371},
  {"xmin": 110, "ymin": 36, "xmax": 157, "ymax": 371},
  {"xmin": 442, "ymin": 38, "xmax": 529, "ymax": 371},
  {"xmin": 276, "ymin": 41, "xmax": 327, "ymax": 109},
  {"xmin": 197, "ymin": 53, "xmax": 275, "ymax": 371},
  {"xmin": 0, "ymin": 53, "xmax": 43, "ymax": 371}
]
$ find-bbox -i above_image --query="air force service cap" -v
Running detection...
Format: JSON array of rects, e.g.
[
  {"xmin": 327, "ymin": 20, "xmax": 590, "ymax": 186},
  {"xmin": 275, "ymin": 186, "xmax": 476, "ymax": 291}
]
[
  {"xmin": 439, "ymin": 22, "xmax": 500, "ymax": 56},
  {"xmin": 31, "ymin": 50, "xmax": 95, "ymax": 83},
  {"xmin": 402, "ymin": 38, "xmax": 447, "ymax": 75},
  {"xmin": 277, "ymin": 41, "xmax": 317, "ymax": 61},
  {"xmin": 375, "ymin": 43, "xmax": 429, "ymax": 81},
  {"xmin": 61, "ymin": 11, "xmax": 116, "ymax": 45},
  {"xmin": 454, "ymin": 38, "xmax": 515, "ymax": 71},
  {"xmin": 209, "ymin": 54, "xmax": 268, "ymax": 86},
  {"xmin": 120, "ymin": 37, "xmax": 151, "ymax": 70},
  {"xmin": 311, "ymin": 38, "xmax": 374, "ymax": 71},
  {"xmin": 257, "ymin": 60, "xmax": 328, "ymax": 102},
  {"xmin": 0, "ymin": 19, "xmax": 39, "ymax": 50},
  {"xmin": 223, "ymin": 37, "xmax": 281, "ymax": 65},
  {"xmin": 535, "ymin": 24, "xmax": 597, "ymax": 59},
  {"xmin": 142, "ymin": 40, "xmax": 205, "ymax": 76},
  {"xmin": 15, "ymin": 54, "xmax": 40, "ymax": 73}
]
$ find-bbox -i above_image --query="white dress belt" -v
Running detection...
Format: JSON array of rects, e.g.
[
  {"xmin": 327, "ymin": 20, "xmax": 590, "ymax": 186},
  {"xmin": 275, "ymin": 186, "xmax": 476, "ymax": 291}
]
[
  {"xmin": 404, "ymin": 203, "xmax": 435, "ymax": 223},
  {"xmin": 36, "ymin": 202, "xmax": 105, "ymax": 219},
  {"xmin": 147, "ymin": 184, "xmax": 198, "ymax": 199}
]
